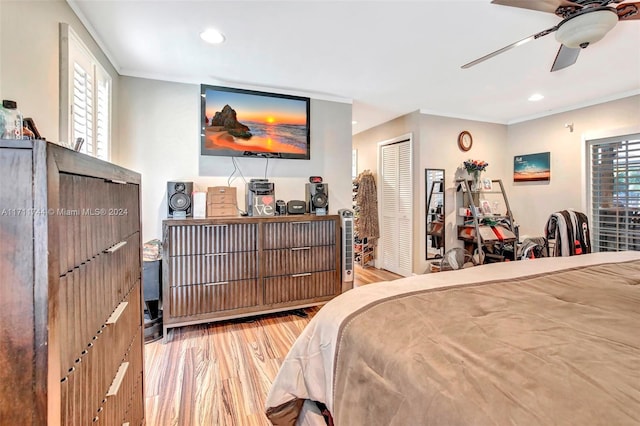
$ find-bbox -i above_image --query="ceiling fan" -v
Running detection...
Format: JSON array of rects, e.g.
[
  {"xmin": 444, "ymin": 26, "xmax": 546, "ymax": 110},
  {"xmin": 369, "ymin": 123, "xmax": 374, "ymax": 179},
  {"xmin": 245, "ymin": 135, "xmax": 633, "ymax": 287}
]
[{"xmin": 462, "ymin": 0, "xmax": 639, "ymax": 72}]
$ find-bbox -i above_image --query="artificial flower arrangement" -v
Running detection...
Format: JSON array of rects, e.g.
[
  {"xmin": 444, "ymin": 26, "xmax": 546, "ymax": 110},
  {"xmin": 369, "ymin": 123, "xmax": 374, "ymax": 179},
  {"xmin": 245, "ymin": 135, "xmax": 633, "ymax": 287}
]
[{"xmin": 463, "ymin": 159, "xmax": 489, "ymax": 174}]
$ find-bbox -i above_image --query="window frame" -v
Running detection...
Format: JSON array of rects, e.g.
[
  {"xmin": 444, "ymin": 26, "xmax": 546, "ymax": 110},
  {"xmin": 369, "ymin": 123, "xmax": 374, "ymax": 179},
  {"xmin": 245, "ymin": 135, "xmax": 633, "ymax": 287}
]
[
  {"xmin": 59, "ymin": 23, "xmax": 111, "ymax": 160},
  {"xmin": 587, "ymin": 132, "xmax": 640, "ymax": 252}
]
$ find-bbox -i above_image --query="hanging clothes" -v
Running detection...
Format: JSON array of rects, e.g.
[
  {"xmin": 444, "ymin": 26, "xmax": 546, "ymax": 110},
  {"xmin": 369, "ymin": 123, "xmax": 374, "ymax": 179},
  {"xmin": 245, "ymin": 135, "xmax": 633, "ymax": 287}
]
[
  {"xmin": 545, "ymin": 210, "xmax": 591, "ymax": 256},
  {"xmin": 354, "ymin": 170, "xmax": 379, "ymax": 241}
]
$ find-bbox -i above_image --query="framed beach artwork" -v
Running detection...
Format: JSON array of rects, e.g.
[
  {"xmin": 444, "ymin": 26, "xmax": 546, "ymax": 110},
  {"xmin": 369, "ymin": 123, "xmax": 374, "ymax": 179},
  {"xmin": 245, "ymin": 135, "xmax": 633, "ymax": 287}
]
[
  {"xmin": 514, "ymin": 152, "xmax": 551, "ymax": 182},
  {"xmin": 200, "ymin": 85, "xmax": 311, "ymax": 159}
]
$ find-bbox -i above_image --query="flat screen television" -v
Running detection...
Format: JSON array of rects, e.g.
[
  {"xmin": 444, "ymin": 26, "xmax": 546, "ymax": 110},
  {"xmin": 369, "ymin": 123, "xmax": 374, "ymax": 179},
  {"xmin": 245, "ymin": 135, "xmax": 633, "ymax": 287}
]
[{"xmin": 200, "ymin": 85, "xmax": 310, "ymax": 159}]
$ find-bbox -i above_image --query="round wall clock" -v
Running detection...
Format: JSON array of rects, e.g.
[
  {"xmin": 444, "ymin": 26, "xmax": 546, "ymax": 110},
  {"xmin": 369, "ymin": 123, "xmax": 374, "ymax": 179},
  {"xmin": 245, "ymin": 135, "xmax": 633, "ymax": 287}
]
[{"xmin": 457, "ymin": 131, "xmax": 473, "ymax": 152}]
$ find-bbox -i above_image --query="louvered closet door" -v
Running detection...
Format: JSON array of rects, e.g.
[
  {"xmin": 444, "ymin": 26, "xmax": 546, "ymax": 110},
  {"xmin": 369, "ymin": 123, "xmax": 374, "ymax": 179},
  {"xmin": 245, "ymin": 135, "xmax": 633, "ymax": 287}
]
[{"xmin": 380, "ymin": 140, "xmax": 413, "ymax": 277}]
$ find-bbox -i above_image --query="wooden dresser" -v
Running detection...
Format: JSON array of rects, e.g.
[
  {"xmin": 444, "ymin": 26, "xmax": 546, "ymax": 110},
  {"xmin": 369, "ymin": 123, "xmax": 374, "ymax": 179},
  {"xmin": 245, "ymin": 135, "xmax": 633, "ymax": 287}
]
[
  {"xmin": 0, "ymin": 140, "xmax": 144, "ymax": 425},
  {"xmin": 162, "ymin": 215, "xmax": 341, "ymax": 335}
]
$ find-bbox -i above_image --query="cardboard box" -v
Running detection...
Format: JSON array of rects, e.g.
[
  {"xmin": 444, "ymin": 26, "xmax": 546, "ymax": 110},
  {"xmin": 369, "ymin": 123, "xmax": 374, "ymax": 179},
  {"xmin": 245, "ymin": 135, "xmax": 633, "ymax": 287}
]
[
  {"xmin": 206, "ymin": 186, "xmax": 237, "ymax": 217},
  {"xmin": 207, "ymin": 205, "xmax": 238, "ymax": 217},
  {"xmin": 207, "ymin": 186, "xmax": 237, "ymax": 202}
]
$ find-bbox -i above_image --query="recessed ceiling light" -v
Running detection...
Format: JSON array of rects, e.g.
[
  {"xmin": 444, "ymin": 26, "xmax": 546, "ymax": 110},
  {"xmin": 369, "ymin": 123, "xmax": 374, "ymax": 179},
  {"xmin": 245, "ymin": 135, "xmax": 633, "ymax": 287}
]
[
  {"xmin": 200, "ymin": 28, "xmax": 225, "ymax": 44},
  {"xmin": 528, "ymin": 93, "xmax": 544, "ymax": 102},
  {"xmin": 352, "ymin": 120, "xmax": 358, "ymax": 125}
]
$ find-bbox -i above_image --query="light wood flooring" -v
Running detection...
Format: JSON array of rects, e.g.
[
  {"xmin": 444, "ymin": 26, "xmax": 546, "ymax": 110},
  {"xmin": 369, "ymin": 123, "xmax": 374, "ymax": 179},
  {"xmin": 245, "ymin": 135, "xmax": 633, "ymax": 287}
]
[{"xmin": 144, "ymin": 265, "xmax": 401, "ymax": 426}]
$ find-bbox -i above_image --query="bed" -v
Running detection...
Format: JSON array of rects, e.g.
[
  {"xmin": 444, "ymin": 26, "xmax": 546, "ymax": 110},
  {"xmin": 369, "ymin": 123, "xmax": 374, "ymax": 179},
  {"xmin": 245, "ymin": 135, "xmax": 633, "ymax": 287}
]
[{"xmin": 265, "ymin": 251, "xmax": 640, "ymax": 425}]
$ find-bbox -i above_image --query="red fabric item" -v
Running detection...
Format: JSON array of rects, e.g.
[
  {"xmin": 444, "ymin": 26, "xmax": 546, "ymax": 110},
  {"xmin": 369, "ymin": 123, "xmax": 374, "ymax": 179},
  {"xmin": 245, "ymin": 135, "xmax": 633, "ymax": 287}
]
[{"xmin": 491, "ymin": 226, "xmax": 505, "ymax": 242}]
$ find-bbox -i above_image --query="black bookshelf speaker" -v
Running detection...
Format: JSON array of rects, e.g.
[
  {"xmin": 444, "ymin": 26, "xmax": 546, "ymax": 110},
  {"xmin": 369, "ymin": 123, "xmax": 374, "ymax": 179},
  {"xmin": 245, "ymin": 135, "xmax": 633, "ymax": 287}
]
[
  {"xmin": 167, "ymin": 181, "xmax": 193, "ymax": 218},
  {"xmin": 306, "ymin": 183, "xmax": 329, "ymax": 213}
]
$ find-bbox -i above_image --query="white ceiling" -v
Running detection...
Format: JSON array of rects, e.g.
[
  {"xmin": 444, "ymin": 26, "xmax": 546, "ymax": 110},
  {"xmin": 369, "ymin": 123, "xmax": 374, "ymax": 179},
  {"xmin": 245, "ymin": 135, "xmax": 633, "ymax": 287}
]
[{"xmin": 68, "ymin": 0, "xmax": 640, "ymax": 134}]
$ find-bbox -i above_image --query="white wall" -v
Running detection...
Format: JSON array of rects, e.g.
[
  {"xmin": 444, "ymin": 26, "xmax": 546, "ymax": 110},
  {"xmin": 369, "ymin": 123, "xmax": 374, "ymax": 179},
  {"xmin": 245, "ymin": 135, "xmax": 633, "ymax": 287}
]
[
  {"xmin": 354, "ymin": 111, "xmax": 508, "ymax": 274},
  {"xmin": 117, "ymin": 77, "xmax": 353, "ymax": 242},
  {"xmin": 418, "ymin": 115, "xmax": 508, "ymax": 273},
  {"xmin": 0, "ymin": 0, "xmax": 119, "ymax": 153},
  {"xmin": 0, "ymin": 0, "xmax": 353, "ymax": 244},
  {"xmin": 506, "ymin": 95, "xmax": 640, "ymax": 238},
  {"xmin": 354, "ymin": 97, "xmax": 640, "ymax": 274}
]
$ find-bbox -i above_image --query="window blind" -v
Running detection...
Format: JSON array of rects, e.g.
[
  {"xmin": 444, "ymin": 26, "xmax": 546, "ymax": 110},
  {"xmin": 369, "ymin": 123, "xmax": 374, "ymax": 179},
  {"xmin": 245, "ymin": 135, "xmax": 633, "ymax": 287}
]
[
  {"xmin": 589, "ymin": 134, "xmax": 640, "ymax": 252},
  {"xmin": 64, "ymin": 25, "xmax": 111, "ymax": 160}
]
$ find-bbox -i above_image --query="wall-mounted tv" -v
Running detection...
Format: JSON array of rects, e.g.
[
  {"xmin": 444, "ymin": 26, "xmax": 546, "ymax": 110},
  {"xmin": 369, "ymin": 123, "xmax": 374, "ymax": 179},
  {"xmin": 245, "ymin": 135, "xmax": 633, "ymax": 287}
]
[{"xmin": 201, "ymin": 85, "xmax": 310, "ymax": 159}]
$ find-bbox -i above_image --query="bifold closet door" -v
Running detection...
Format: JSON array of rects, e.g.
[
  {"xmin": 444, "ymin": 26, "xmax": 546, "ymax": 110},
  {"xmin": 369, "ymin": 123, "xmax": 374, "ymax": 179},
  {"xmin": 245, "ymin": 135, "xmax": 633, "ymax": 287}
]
[{"xmin": 379, "ymin": 139, "xmax": 413, "ymax": 277}]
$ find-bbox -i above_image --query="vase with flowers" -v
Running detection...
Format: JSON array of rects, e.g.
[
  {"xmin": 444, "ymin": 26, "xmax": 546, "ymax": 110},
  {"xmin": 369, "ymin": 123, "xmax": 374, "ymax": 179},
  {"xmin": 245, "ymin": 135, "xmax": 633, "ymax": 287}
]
[{"xmin": 463, "ymin": 159, "xmax": 489, "ymax": 191}]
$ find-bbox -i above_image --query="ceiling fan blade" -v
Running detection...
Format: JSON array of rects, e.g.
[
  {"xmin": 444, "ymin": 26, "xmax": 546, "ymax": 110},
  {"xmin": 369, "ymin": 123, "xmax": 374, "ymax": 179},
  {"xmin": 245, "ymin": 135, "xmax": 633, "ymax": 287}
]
[
  {"xmin": 461, "ymin": 26, "xmax": 558, "ymax": 69},
  {"xmin": 550, "ymin": 44, "xmax": 581, "ymax": 72},
  {"xmin": 617, "ymin": 1, "xmax": 640, "ymax": 20},
  {"xmin": 491, "ymin": 0, "xmax": 581, "ymax": 14}
]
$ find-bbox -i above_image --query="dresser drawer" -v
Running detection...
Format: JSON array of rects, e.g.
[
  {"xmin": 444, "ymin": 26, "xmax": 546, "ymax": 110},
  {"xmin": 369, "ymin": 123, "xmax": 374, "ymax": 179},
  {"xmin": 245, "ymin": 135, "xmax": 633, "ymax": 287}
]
[
  {"xmin": 93, "ymin": 328, "xmax": 144, "ymax": 426},
  {"xmin": 170, "ymin": 279, "xmax": 259, "ymax": 316},
  {"xmin": 59, "ymin": 281, "xmax": 142, "ymax": 426},
  {"xmin": 168, "ymin": 251, "xmax": 257, "ymax": 286},
  {"xmin": 58, "ymin": 173, "xmax": 140, "ymax": 274},
  {"xmin": 264, "ymin": 271, "xmax": 338, "ymax": 304},
  {"xmin": 263, "ymin": 219, "xmax": 336, "ymax": 249},
  {"xmin": 167, "ymin": 223, "xmax": 257, "ymax": 256},
  {"xmin": 264, "ymin": 245, "xmax": 336, "ymax": 276},
  {"xmin": 56, "ymin": 234, "xmax": 140, "ymax": 369}
]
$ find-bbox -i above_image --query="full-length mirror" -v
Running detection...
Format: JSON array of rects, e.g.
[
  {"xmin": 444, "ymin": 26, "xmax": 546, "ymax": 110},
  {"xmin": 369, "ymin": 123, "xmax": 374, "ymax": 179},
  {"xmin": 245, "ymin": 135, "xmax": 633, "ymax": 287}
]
[{"xmin": 426, "ymin": 168, "xmax": 445, "ymax": 259}]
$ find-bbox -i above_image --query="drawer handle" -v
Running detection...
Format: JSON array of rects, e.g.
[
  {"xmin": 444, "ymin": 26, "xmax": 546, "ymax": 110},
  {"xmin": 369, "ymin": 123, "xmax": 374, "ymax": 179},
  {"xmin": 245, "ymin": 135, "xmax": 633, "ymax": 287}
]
[
  {"xmin": 105, "ymin": 178, "xmax": 127, "ymax": 185},
  {"xmin": 107, "ymin": 362, "xmax": 129, "ymax": 397},
  {"xmin": 106, "ymin": 301, "xmax": 128, "ymax": 325},
  {"xmin": 291, "ymin": 273, "xmax": 311, "ymax": 278},
  {"xmin": 105, "ymin": 241, "xmax": 127, "ymax": 253},
  {"xmin": 205, "ymin": 281, "xmax": 229, "ymax": 286},
  {"xmin": 291, "ymin": 221, "xmax": 311, "ymax": 225},
  {"xmin": 204, "ymin": 253, "xmax": 228, "ymax": 257},
  {"xmin": 291, "ymin": 246, "xmax": 311, "ymax": 251}
]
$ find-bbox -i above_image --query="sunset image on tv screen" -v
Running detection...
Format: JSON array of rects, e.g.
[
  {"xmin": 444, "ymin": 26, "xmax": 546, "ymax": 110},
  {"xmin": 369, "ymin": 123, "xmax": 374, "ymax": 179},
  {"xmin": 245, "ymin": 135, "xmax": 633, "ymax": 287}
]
[{"xmin": 201, "ymin": 86, "xmax": 309, "ymax": 158}]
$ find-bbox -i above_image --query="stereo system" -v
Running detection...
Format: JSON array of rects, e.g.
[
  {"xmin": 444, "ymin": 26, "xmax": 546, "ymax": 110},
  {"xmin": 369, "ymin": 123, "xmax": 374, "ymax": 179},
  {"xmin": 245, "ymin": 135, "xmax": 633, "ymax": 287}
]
[
  {"xmin": 167, "ymin": 181, "xmax": 193, "ymax": 218},
  {"xmin": 306, "ymin": 182, "xmax": 329, "ymax": 215},
  {"xmin": 168, "ymin": 177, "xmax": 329, "ymax": 218},
  {"xmin": 287, "ymin": 200, "xmax": 306, "ymax": 215},
  {"xmin": 246, "ymin": 179, "xmax": 275, "ymax": 217}
]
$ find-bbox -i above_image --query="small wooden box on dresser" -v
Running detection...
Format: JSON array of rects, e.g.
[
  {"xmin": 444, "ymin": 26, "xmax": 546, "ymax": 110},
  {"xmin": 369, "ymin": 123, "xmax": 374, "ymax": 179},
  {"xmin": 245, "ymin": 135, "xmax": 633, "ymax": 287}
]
[
  {"xmin": 162, "ymin": 214, "xmax": 341, "ymax": 336},
  {"xmin": 0, "ymin": 139, "xmax": 145, "ymax": 425}
]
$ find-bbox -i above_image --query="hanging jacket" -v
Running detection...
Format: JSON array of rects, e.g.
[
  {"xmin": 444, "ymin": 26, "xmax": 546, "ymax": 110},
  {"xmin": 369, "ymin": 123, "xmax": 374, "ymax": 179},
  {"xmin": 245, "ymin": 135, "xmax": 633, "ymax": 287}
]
[{"xmin": 545, "ymin": 210, "xmax": 591, "ymax": 256}]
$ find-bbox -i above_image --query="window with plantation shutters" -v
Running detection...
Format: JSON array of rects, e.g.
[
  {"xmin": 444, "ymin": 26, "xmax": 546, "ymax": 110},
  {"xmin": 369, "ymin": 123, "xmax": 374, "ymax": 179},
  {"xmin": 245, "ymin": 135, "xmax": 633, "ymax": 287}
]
[
  {"xmin": 588, "ymin": 133, "xmax": 640, "ymax": 252},
  {"xmin": 60, "ymin": 24, "xmax": 111, "ymax": 160}
]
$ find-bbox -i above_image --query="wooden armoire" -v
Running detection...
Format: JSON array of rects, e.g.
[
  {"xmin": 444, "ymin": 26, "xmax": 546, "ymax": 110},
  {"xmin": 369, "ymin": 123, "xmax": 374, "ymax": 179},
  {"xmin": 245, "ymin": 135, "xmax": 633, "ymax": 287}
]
[{"xmin": 0, "ymin": 139, "xmax": 145, "ymax": 425}]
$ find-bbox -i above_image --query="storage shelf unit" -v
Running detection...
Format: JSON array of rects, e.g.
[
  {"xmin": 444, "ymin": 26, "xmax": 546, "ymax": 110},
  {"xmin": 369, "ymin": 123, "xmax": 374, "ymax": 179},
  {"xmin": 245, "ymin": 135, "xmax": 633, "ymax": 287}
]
[
  {"xmin": 0, "ymin": 139, "xmax": 144, "ymax": 425},
  {"xmin": 162, "ymin": 215, "xmax": 341, "ymax": 336},
  {"xmin": 456, "ymin": 178, "xmax": 517, "ymax": 263}
]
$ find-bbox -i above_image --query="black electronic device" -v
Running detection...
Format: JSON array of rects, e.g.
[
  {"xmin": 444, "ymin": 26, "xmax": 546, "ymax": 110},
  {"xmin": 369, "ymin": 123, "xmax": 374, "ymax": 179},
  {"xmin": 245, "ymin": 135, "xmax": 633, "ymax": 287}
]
[
  {"xmin": 246, "ymin": 179, "xmax": 275, "ymax": 216},
  {"xmin": 309, "ymin": 176, "xmax": 323, "ymax": 183},
  {"xmin": 306, "ymin": 183, "xmax": 329, "ymax": 214},
  {"xmin": 275, "ymin": 200, "xmax": 287, "ymax": 215},
  {"xmin": 200, "ymin": 85, "xmax": 310, "ymax": 160},
  {"xmin": 287, "ymin": 200, "xmax": 306, "ymax": 215},
  {"xmin": 167, "ymin": 181, "xmax": 193, "ymax": 218}
]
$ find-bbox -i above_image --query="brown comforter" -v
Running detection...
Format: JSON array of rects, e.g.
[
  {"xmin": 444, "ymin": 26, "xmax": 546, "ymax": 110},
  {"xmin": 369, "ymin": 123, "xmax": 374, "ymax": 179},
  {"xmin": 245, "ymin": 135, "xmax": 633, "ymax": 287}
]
[{"xmin": 266, "ymin": 253, "xmax": 640, "ymax": 425}]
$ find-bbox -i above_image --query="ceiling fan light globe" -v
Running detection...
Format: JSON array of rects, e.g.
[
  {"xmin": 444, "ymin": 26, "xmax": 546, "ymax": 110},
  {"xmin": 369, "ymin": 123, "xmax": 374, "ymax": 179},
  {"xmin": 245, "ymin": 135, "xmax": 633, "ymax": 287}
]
[{"xmin": 555, "ymin": 9, "xmax": 619, "ymax": 48}]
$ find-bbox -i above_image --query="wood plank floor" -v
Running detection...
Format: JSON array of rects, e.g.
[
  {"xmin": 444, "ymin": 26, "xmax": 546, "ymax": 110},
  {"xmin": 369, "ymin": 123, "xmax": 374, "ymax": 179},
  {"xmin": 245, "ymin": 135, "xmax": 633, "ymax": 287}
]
[{"xmin": 144, "ymin": 265, "xmax": 401, "ymax": 426}]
